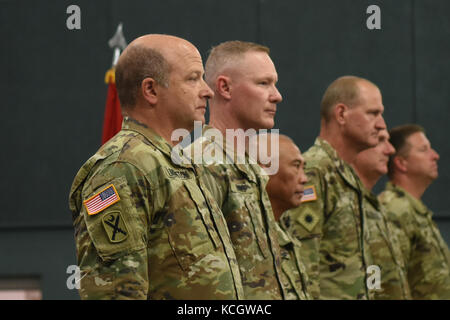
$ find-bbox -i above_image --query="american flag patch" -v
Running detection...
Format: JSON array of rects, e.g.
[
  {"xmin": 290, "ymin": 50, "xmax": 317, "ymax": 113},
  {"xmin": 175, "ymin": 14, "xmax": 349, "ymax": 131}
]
[
  {"xmin": 300, "ymin": 185, "xmax": 317, "ymax": 203},
  {"xmin": 83, "ymin": 184, "xmax": 120, "ymax": 216}
]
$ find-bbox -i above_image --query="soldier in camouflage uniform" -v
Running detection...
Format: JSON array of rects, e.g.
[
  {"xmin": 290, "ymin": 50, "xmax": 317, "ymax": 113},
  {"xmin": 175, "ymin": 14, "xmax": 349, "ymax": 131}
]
[
  {"xmin": 281, "ymin": 76, "xmax": 386, "ymax": 299},
  {"xmin": 68, "ymin": 34, "xmax": 244, "ymax": 300},
  {"xmin": 197, "ymin": 40, "xmax": 286, "ymax": 299},
  {"xmin": 262, "ymin": 134, "xmax": 311, "ymax": 299},
  {"xmin": 379, "ymin": 124, "xmax": 450, "ymax": 299},
  {"xmin": 353, "ymin": 129, "xmax": 411, "ymax": 299}
]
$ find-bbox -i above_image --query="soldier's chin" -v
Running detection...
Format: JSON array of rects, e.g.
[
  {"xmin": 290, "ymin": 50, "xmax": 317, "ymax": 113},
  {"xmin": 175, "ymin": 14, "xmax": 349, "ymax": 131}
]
[
  {"xmin": 430, "ymin": 171, "xmax": 439, "ymax": 180},
  {"xmin": 377, "ymin": 165, "xmax": 388, "ymax": 176},
  {"xmin": 194, "ymin": 115, "xmax": 206, "ymax": 125},
  {"xmin": 260, "ymin": 118, "xmax": 275, "ymax": 130},
  {"xmin": 291, "ymin": 196, "xmax": 303, "ymax": 208},
  {"xmin": 367, "ymin": 136, "xmax": 379, "ymax": 148}
]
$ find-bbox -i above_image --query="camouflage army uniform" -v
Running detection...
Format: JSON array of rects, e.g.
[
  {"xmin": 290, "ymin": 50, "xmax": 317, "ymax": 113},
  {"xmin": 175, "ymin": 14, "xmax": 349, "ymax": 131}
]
[
  {"xmin": 275, "ymin": 222, "xmax": 311, "ymax": 300},
  {"xmin": 282, "ymin": 137, "xmax": 369, "ymax": 300},
  {"xmin": 187, "ymin": 125, "xmax": 286, "ymax": 299},
  {"xmin": 361, "ymin": 186, "xmax": 411, "ymax": 299},
  {"xmin": 68, "ymin": 117, "xmax": 244, "ymax": 300},
  {"xmin": 379, "ymin": 182, "xmax": 450, "ymax": 299}
]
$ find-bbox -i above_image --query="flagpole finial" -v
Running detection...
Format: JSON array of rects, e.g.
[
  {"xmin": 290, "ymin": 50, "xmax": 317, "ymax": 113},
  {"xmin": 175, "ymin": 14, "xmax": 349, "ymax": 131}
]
[{"xmin": 108, "ymin": 23, "xmax": 127, "ymax": 67}]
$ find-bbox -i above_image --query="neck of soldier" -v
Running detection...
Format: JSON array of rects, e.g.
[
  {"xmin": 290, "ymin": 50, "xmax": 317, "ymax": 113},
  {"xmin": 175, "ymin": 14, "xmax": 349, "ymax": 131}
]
[
  {"xmin": 123, "ymin": 107, "xmax": 189, "ymax": 146},
  {"xmin": 353, "ymin": 166, "xmax": 379, "ymax": 191},
  {"xmin": 319, "ymin": 120, "xmax": 360, "ymax": 165},
  {"xmin": 209, "ymin": 102, "xmax": 248, "ymax": 135},
  {"xmin": 209, "ymin": 103, "xmax": 255, "ymax": 151},
  {"xmin": 391, "ymin": 173, "xmax": 431, "ymax": 200},
  {"xmin": 268, "ymin": 198, "xmax": 285, "ymax": 222}
]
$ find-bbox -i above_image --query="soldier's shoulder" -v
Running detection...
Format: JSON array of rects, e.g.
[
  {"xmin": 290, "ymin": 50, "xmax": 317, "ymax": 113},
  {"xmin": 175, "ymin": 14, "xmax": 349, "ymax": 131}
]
[
  {"xmin": 304, "ymin": 144, "xmax": 328, "ymax": 163},
  {"xmin": 379, "ymin": 189, "xmax": 414, "ymax": 220},
  {"xmin": 112, "ymin": 131, "xmax": 161, "ymax": 163},
  {"xmin": 304, "ymin": 147, "xmax": 333, "ymax": 176},
  {"xmin": 71, "ymin": 132, "xmax": 159, "ymax": 198}
]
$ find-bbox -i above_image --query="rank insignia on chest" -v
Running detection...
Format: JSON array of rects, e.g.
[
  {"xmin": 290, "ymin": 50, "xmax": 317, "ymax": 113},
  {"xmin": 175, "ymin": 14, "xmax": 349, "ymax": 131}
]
[
  {"xmin": 83, "ymin": 184, "xmax": 120, "ymax": 215},
  {"xmin": 102, "ymin": 211, "xmax": 129, "ymax": 243},
  {"xmin": 298, "ymin": 211, "xmax": 319, "ymax": 232},
  {"xmin": 300, "ymin": 185, "xmax": 317, "ymax": 203}
]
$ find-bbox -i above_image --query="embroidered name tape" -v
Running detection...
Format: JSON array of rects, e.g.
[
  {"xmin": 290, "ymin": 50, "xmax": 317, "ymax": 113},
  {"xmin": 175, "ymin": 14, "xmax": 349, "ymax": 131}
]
[
  {"xmin": 301, "ymin": 185, "xmax": 317, "ymax": 203},
  {"xmin": 166, "ymin": 168, "xmax": 190, "ymax": 179},
  {"xmin": 84, "ymin": 184, "xmax": 120, "ymax": 215}
]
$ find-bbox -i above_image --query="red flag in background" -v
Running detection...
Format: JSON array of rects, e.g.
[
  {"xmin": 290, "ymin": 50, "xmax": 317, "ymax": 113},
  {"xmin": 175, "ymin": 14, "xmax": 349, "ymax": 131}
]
[{"xmin": 101, "ymin": 68, "xmax": 123, "ymax": 145}]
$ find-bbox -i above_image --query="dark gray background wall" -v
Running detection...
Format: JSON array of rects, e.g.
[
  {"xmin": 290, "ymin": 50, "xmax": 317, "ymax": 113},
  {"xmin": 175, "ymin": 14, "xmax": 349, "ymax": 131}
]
[{"xmin": 0, "ymin": 0, "xmax": 448, "ymax": 299}]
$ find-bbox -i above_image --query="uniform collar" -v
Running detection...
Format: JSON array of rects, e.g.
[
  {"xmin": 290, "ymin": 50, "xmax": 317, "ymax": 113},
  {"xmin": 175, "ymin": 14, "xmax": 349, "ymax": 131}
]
[
  {"xmin": 386, "ymin": 181, "xmax": 430, "ymax": 216},
  {"xmin": 201, "ymin": 124, "xmax": 259, "ymax": 184},
  {"xmin": 275, "ymin": 221, "xmax": 298, "ymax": 248},
  {"xmin": 361, "ymin": 185, "xmax": 380, "ymax": 210},
  {"xmin": 122, "ymin": 116, "xmax": 193, "ymax": 168},
  {"xmin": 314, "ymin": 137, "xmax": 363, "ymax": 191}
]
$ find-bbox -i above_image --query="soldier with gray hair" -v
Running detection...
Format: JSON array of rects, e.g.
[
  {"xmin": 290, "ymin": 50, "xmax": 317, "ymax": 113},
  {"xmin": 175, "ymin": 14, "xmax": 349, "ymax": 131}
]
[{"xmin": 68, "ymin": 34, "xmax": 244, "ymax": 300}]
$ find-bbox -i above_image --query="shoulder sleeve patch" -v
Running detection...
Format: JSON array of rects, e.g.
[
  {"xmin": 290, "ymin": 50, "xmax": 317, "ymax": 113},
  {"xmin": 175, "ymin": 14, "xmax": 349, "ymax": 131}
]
[
  {"xmin": 300, "ymin": 185, "xmax": 317, "ymax": 203},
  {"xmin": 83, "ymin": 184, "xmax": 120, "ymax": 216},
  {"xmin": 102, "ymin": 211, "xmax": 129, "ymax": 243},
  {"xmin": 298, "ymin": 211, "xmax": 319, "ymax": 232}
]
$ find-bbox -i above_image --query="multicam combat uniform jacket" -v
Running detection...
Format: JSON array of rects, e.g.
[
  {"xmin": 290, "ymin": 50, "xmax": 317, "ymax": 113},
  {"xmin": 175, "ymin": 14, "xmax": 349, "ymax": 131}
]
[
  {"xmin": 379, "ymin": 182, "xmax": 450, "ymax": 299},
  {"xmin": 188, "ymin": 125, "xmax": 286, "ymax": 299},
  {"xmin": 282, "ymin": 138, "xmax": 369, "ymax": 300},
  {"xmin": 68, "ymin": 117, "xmax": 244, "ymax": 300},
  {"xmin": 275, "ymin": 222, "xmax": 311, "ymax": 300},
  {"xmin": 362, "ymin": 187, "xmax": 411, "ymax": 299}
]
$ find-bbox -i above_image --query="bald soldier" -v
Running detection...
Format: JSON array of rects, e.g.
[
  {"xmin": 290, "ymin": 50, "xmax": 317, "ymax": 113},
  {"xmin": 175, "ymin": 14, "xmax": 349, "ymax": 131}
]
[
  {"xmin": 281, "ymin": 76, "xmax": 386, "ymax": 299},
  {"xmin": 194, "ymin": 40, "xmax": 286, "ymax": 299},
  {"xmin": 257, "ymin": 133, "xmax": 311, "ymax": 299},
  {"xmin": 379, "ymin": 124, "xmax": 450, "ymax": 299},
  {"xmin": 353, "ymin": 130, "xmax": 411, "ymax": 299},
  {"xmin": 68, "ymin": 34, "xmax": 244, "ymax": 300}
]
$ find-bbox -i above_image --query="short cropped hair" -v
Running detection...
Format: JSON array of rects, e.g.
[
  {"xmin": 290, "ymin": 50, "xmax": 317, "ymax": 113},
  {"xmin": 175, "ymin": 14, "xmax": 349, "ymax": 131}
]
[
  {"xmin": 387, "ymin": 124, "xmax": 425, "ymax": 177},
  {"xmin": 205, "ymin": 40, "xmax": 270, "ymax": 87},
  {"xmin": 320, "ymin": 76, "xmax": 376, "ymax": 122},
  {"xmin": 115, "ymin": 45, "xmax": 170, "ymax": 109}
]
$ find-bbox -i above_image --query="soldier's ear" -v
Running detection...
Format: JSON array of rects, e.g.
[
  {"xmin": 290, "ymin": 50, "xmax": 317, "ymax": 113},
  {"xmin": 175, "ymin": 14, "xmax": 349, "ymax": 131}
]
[
  {"xmin": 393, "ymin": 156, "xmax": 408, "ymax": 173},
  {"xmin": 141, "ymin": 77, "xmax": 158, "ymax": 105},
  {"xmin": 216, "ymin": 76, "xmax": 232, "ymax": 100},
  {"xmin": 334, "ymin": 103, "xmax": 348, "ymax": 125}
]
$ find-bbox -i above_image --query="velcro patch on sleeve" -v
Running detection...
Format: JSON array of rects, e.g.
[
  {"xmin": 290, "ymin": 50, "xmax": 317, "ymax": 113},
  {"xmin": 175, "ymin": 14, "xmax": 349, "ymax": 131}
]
[
  {"xmin": 298, "ymin": 211, "xmax": 319, "ymax": 233},
  {"xmin": 83, "ymin": 184, "xmax": 120, "ymax": 216},
  {"xmin": 102, "ymin": 211, "xmax": 129, "ymax": 243},
  {"xmin": 300, "ymin": 185, "xmax": 317, "ymax": 203}
]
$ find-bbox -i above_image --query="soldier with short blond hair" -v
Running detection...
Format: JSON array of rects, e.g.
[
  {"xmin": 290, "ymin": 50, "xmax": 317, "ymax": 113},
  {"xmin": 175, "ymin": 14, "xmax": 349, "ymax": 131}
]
[{"xmin": 198, "ymin": 40, "xmax": 286, "ymax": 299}]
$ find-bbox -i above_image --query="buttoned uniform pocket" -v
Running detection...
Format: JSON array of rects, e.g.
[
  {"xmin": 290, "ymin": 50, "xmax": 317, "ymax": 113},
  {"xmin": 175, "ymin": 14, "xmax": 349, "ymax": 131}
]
[
  {"xmin": 82, "ymin": 176, "xmax": 147, "ymax": 261},
  {"xmin": 164, "ymin": 181, "xmax": 220, "ymax": 272},
  {"xmin": 225, "ymin": 180, "xmax": 269, "ymax": 257},
  {"xmin": 323, "ymin": 198, "xmax": 360, "ymax": 258}
]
